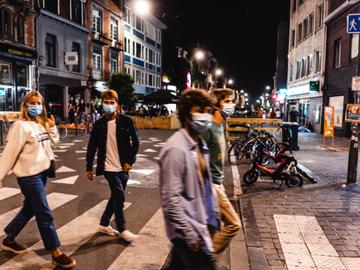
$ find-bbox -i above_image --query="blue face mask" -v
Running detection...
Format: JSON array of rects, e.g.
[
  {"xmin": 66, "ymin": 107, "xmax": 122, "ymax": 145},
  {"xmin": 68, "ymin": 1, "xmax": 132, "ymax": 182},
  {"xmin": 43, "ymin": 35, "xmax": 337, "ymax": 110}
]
[
  {"xmin": 103, "ymin": 104, "xmax": 116, "ymax": 114},
  {"xmin": 27, "ymin": 104, "xmax": 43, "ymax": 116}
]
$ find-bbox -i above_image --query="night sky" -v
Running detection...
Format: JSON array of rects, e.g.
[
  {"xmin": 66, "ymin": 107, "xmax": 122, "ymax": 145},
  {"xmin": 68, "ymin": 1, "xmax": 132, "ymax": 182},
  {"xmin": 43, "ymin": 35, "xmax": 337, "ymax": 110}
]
[{"xmin": 153, "ymin": 0, "xmax": 290, "ymax": 100}]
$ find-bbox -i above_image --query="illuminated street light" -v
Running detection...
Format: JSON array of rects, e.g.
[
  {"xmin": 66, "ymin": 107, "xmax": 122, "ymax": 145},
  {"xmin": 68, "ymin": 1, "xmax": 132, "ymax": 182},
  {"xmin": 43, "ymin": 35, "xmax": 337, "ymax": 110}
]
[
  {"xmin": 256, "ymin": 99, "xmax": 260, "ymax": 103},
  {"xmin": 194, "ymin": 50, "xmax": 205, "ymax": 61},
  {"xmin": 266, "ymin": 85, "xmax": 271, "ymax": 90},
  {"xmin": 215, "ymin": 68, "xmax": 223, "ymax": 76},
  {"xmin": 244, "ymin": 93, "xmax": 248, "ymax": 97},
  {"xmin": 240, "ymin": 89, "xmax": 244, "ymax": 94},
  {"xmin": 228, "ymin": 79, "xmax": 234, "ymax": 85},
  {"xmin": 134, "ymin": 0, "xmax": 151, "ymax": 16},
  {"xmin": 265, "ymin": 93, "xmax": 269, "ymax": 97}
]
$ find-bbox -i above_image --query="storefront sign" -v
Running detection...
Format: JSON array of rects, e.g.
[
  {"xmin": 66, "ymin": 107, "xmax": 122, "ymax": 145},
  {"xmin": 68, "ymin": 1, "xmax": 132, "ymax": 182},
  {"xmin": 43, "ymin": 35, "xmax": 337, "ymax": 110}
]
[
  {"xmin": 0, "ymin": 43, "xmax": 36, "ymax": 59},
  {"xmin": 310, "ymin": 81, "xmax": 320, "ymax": 91},
  {"xmin": 65, "ymin": 52, "xmax": 79, "ymax": 65},
  {"xmin": 329, "ymin": 96, "xmax": 344, "ymax": 128},
  {"xmin": 324, "ymin": 106, "xmax": 334, "ymax": 138},
  {"xmin": 346, "ymin": 104, "xmax": 360, "ymax": 122}
]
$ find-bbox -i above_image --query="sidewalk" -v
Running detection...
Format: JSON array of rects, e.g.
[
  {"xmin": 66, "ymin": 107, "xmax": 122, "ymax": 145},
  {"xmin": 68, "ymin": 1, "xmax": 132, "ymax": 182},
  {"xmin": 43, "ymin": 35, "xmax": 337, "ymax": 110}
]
[
  {"xmin": 294, "ymin": 133, "xmax": 360, "ymax": 185},
  {"xmin": 231, "ymin": 132, "xmax": 360, "ymax": 269}
]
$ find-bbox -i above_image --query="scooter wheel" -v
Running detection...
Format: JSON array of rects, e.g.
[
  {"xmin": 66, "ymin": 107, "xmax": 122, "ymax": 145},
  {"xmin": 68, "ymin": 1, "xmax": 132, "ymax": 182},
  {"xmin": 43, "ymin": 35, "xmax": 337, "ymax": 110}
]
[
  {"xmin": 285, "ymin": 174, "xmax": 303, "ymax": 188},
  {"xmin": 243, "ymin": 170, "xmax": 259, "ymax": 185}
]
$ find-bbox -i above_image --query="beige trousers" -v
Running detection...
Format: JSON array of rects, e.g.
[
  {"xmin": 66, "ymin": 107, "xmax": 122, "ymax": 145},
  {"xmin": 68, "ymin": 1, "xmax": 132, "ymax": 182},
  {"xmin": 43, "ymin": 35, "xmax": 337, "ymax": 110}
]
[{"xmin": 212, "ymin": 184, "xmax": 241, "ymax": 254}]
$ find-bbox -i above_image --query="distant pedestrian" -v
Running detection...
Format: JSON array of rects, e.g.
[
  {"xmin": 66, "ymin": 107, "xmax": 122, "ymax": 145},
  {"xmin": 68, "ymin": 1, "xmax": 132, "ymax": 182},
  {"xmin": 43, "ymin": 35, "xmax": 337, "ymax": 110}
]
[
  {"xmin": 0, "ymin": 90, "xmax": 76, "ymax": 268},
  {"xmin": 160, "ymin": 89, "xmax": 220, "ymax": 270},
  {"xmin": 290, "ymin": 107, "xmax": 299, "ymax": 123},
  {"xmin": 86, "ymin": 89, "xmax": 139, "ymax": 242},
  {"xmin": 275, "ymin": 109, "xmax": 281, "ymax": 119},
  {"xmin": 77, "ymin": 99, "xmax": 86, "ymax": 123},
  {"xmin": 203, "ymin": 89, "xmax": 241, "ymax": 255},
  {"xmin": 68, "ymin": 102, "xmax": 76, "ymax": 124},
  {"xmin": 270, "ymin": 108, "xmax": 276, "ymax": 119}
]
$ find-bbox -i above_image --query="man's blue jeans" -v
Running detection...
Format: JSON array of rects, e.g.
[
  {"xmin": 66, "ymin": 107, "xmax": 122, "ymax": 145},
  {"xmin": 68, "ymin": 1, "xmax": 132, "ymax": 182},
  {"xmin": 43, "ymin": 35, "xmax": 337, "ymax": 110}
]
[
  {"xmin": 100, "ymin": 171, "xmax": 129, "ymax": 232},
  {"xmin": 4, "ymin": 172, "xmax": 61, "ymax": 250}
]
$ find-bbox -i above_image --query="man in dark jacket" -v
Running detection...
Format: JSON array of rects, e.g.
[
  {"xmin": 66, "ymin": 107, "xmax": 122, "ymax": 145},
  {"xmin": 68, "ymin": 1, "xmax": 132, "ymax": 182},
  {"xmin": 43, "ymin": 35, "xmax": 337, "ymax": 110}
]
[{"xmin": 86, "ymin": 89, "xmax": 139, "ymax": 242}]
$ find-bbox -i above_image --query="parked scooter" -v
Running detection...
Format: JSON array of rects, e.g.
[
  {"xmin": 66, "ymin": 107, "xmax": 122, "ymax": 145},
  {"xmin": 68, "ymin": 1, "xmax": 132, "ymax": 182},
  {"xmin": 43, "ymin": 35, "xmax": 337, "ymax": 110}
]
[{"xmin": 243, "ymin": 143, "xmax": 303, "ymax": 188}]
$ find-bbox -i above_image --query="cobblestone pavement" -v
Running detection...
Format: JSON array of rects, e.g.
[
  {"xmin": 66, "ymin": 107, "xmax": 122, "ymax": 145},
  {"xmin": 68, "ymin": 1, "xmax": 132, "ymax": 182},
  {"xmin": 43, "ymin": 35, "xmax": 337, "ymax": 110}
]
[{"xmin": 240, "ymin": 184, "xmax": 360, "ymax": 269}]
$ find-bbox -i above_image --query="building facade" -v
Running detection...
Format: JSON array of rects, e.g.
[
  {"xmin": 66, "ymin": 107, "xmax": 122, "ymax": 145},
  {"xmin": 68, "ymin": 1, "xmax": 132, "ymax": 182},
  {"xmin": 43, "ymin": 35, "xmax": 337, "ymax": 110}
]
[
  {"xmin": 88, "ymin": 0, "xmax": 124, "ymax": 94},
  {"xmin": 287, "ymin": 0, "xmax": 329, "ymax": 132},
  {"xmin": 0, "ymin": 0, "xmax": 37, "ymax": 111},
  {"xmin": 123, "ymin": 3, "xmax": 166, "ymax": 96},
  {"xmin": 36, "ymin": 0, "xmax": 89, "ymax": 118},
  {"xmin": 324, "ymin": 0, "xmax": 360, "ymax": 137}
]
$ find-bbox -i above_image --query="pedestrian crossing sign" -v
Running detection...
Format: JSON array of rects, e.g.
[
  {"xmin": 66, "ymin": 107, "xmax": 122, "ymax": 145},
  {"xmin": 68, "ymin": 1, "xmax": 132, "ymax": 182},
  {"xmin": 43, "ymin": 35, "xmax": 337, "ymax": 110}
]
[{"xmin": 347, "ymin": 14, "xmax": 360, "ymax": 33}]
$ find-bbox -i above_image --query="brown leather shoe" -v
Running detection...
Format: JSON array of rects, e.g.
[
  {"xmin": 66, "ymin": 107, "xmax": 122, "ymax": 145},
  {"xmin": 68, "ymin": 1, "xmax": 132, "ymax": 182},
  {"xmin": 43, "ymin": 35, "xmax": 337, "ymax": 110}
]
[
  {"xmin": 0, "ymin": 238, "xmax": 27, "ymax": 254},
  {"xmin": 52, "ymin": 253, "xmax": 76, "ymax": 268}
]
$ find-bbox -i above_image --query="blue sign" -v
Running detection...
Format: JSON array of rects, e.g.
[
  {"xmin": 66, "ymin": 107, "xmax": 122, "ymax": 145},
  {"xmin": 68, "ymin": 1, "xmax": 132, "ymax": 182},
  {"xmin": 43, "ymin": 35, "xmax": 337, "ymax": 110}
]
[
  {"xmin": 347, "ymin": 14, "xmax": 360, "ymax": 33},
  {"xmin": 0, "ymin": 89, "xmax": 5, "ymax": 97}
]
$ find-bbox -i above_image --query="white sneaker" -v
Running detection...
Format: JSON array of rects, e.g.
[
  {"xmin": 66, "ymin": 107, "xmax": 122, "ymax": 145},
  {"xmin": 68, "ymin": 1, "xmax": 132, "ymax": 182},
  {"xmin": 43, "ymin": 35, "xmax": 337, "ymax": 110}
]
[
  {"xmin": 98, "ymin": 225, "xmax": 119, "ymax": 236},
  {"xmin": 118, "ymin": 230, "xmax": 138, "ymax": 242}
]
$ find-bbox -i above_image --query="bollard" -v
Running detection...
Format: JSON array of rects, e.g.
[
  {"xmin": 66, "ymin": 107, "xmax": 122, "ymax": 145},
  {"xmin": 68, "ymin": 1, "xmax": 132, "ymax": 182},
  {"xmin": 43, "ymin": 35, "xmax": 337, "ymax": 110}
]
[{"xmin": 347, "ymin": 123, "xmax": 358, "ymax": 184}]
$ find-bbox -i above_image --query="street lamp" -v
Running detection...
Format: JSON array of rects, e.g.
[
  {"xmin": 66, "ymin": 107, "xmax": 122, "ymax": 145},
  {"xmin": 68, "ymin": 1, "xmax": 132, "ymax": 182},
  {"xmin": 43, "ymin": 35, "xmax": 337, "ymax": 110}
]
[
  {"xmin": 266, "ymin": 85, "xmax": 271, "ymax": 91},
  {"xmin": 227, "ymin": 79, "xmax": 234, "ymax": 85},
  {"xmin": 194, "ymin": 50, "xmax": 205, "ymax": 61},
  {"xmin": 134, "ymin": 0, "xmax": 151, "ymax": 15},
  {"xmin": 215, "ymin": 68, "xmax": 223, "ymax": 77}
]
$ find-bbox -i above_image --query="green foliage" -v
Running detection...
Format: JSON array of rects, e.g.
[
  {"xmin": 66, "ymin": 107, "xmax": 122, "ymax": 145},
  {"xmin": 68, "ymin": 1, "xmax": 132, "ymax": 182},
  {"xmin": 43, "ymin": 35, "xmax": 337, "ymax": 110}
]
[{"xmin": 109, "ymin": 73, "xmax": 135, "ymax": 104}]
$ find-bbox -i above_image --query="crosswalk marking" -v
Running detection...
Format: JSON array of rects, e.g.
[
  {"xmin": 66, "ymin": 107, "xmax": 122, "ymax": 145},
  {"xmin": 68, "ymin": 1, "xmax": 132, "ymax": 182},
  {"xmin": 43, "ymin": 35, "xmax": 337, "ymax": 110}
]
[
  {"xmin": 0, "ymin": 192, "xmax": 78, "ymax": 237},
  {"xmin": 73, "ymin": 140, "xmax": 84, "ymax": 143},
  {"xmin": 274, "ymin": 214, "xmax": 346, "ymax": 270},
  {"xmin": 131, "ymin": 169, "xmax": 156, "ymax": 176},
  {"xmin": 58, "ymin": 145, "xmax": 71, "ymax": 149},
  {"xmin": 136, "ymin": 154, "xmax": 148, "ymax": 157},
  {"xmin": 56, "ymin": 166, "xmax": 76, "ymax": 173},
  {"xmin": 0, "ymin": 187, "xmax": 20, "ymax": 201},
  {"xmin": 0, "ymin": 201, "xmax": 131, "ymax": 269},
  {"xmin": 54, "ymin": 149, "xmax": 67, "ymax": 153},
  {"xmin": 59, "ymin": 143, "xmax": 74, "ymax": 146},
  {"xmin": 127, "ymin": 180, "xmax": 142, "ymax": 186},
  {"xmin": 75, "ymin": 150, "xmax": 87, "ymax": 154},
  {"xmin": 144, "ymin": 149, "xmax": 157, "ymax": 153},
  {"xmin": 53, "ymin": 175, "xmax": 79, "ymax": 185},
  {"xmin": 107, "ymin": 209, "xmax": 169, "ymax": 270}
]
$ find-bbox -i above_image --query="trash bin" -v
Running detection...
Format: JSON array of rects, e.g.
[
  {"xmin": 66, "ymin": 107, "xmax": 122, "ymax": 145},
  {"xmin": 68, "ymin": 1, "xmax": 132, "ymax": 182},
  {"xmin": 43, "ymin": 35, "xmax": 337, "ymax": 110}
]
[{"xmin": 281, "ymin": 122, "xmax": 300, "ymax": 151}]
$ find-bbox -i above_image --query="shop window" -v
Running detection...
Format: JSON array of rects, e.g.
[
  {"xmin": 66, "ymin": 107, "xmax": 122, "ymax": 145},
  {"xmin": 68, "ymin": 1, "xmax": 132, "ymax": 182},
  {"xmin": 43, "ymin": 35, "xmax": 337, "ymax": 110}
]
[
  {"xmin": 0, "ymin": 8, "xmax": 14, "ymax": 41},
  {"xmin": 72, "ymin": 42, "xmax": 81, "ymax": 73},
  {"xmin": 16, "ymin": 65, "xmax": 27, "ymax": 87},
  {"xmin": 44, "ymin": 0, "xmax": 58, "ymax": 14},
  {"xmin": 45, "ymin": 34, "xmax": 57, "ymax": 67},
  {"xmin": 0, "ymin": 63, "xmax": 12, "ymax": 84},
  {"xmin": 71, "ymin": 0, "xmax": 82, "ymax": 25}
]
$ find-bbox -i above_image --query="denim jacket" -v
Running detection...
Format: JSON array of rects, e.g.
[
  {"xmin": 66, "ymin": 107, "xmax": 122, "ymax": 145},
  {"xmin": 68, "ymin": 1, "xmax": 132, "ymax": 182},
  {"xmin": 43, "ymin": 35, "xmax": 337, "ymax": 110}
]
[{"xmin": 159, "ymin": 129, "xmax": 220, "ymax": 254}]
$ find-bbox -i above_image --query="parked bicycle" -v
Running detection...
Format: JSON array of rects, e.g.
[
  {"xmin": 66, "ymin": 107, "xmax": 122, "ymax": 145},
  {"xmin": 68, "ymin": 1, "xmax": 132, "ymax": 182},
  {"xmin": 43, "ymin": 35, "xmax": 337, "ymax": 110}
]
[
  {"xmin": 228, "ymin": 126, "xmax": 279, "ymax": 165},
  {"xmin": 77, "ymin": 114, "xmax": 93, "ymax": 135}
]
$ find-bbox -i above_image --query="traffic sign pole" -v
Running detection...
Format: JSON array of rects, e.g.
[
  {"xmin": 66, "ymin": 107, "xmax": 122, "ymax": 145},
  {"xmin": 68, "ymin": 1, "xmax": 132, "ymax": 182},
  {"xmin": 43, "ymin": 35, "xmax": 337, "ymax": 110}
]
[{"xmin": 347, "ymin": 15, "xmax": 360, "ymax": 184}]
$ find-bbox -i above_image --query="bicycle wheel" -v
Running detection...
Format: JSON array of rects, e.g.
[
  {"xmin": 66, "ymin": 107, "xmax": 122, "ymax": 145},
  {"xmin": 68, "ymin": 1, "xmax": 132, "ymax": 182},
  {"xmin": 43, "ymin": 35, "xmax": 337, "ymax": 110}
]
[
  {"xmin": 58, "ymin": 123, "xmax": 68, "ymax": 139},
  {"xmin": 228, "ymin": 143, "xmax": 243, "ymax": 165},
  {"xmin": 285, "ymin": 174, "xmax": 303, "ymax": 188},
  {"xmin": 243, "ymin": 169, "xmax": 259, "ymax": 185}
]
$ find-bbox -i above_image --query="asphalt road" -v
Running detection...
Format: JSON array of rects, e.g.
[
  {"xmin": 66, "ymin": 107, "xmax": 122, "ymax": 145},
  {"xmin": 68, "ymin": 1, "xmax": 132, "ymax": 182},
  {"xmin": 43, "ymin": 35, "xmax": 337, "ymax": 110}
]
[{"xmin": 0, "ymin": 129, "xmax": 175, "ymax": 270}]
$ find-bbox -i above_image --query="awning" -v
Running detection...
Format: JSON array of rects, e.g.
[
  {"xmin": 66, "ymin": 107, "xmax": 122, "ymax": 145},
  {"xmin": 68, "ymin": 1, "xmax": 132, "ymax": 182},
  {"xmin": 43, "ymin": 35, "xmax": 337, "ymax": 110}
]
[{"xmin": 143, "ymin": 90, "xmax": 178, "ymax": 104}]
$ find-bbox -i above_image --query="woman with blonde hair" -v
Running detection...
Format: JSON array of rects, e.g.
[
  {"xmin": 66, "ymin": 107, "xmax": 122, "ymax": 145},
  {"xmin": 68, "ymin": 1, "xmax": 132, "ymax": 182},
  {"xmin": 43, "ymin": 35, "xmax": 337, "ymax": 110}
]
[{"xmin": 0, "ymin": 90, "xmax": 76, "ymax": 268}]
